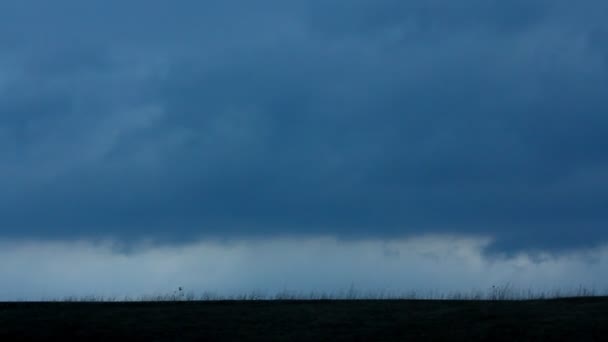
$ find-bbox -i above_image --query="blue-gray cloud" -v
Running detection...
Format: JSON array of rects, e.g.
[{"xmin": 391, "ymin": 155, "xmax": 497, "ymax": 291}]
[
  {"xmin": 1, "ymin": 0, "xmax": 608, "ymax": 252},
  {"xmin": 2, "ymin": 236, "xmax": 608, "ymax": 301}
]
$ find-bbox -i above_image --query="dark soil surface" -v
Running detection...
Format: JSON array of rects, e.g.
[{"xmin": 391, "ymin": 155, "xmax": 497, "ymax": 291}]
[{"xmin": 1, "ymin": 297, "xmax": 607, "ymax": 341}]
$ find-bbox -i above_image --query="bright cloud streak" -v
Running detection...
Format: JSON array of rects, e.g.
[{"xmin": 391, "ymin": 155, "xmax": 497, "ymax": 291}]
[{"xmin": 1, "ymin": 235, "xmax": 607, "ymax": 301}]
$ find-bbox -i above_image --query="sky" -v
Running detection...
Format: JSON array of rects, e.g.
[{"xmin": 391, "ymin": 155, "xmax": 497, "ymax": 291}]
[{"xmin": 1, "ymin": 0, "xmax": 608, "ymax": 299}]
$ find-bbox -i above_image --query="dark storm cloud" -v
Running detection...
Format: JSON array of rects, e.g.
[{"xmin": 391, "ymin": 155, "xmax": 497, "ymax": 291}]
[{"xmin": 1, "ymin": 0, "xmax": 608, "ymax": 252}]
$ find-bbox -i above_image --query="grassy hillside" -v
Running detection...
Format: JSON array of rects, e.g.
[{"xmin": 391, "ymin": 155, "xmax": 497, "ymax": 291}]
[{"xmin": 1, "ymin": 297, "xmax": 608, "ymax": 341}]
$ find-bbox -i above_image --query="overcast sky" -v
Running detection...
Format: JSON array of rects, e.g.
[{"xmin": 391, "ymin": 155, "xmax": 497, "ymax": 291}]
[{"xmin": 1, "ymin": 1, "xmax": 607, "ymax": 299}]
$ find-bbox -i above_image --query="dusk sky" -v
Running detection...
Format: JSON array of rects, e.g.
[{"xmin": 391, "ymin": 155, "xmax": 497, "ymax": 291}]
[{"xmin": 1, "ymin": 0, "xmax": 608, "ymax": 300}]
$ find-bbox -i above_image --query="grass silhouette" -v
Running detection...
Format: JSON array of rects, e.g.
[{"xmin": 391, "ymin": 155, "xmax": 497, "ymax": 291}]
[
  {"xmin": 2, "ymin": 290, "xmax": 608, "ymax": 341},
  {"xmin": 29, "ymin": 283, "xmax": 606, "ymax": 303}
]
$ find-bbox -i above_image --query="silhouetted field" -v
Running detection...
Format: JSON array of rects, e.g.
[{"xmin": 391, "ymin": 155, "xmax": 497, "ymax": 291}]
[{"xmin": 1, "ymin": 297, "xmax": 608, "ymax": 341}]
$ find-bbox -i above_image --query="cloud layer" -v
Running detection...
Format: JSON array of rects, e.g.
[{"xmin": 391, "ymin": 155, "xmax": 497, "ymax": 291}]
[
  {"xmin": 1, "ymin": 236, "xmax": 607, "ymax": 301},
  {"xmin": 1, "ymin": 1, "xmax": 607, "ymax": 252}
]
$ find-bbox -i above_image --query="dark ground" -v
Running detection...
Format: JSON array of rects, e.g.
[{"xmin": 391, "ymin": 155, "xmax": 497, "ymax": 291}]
[{"xmin": 1, "ymin": 297, "xmax": 608, "ymax": 341}]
